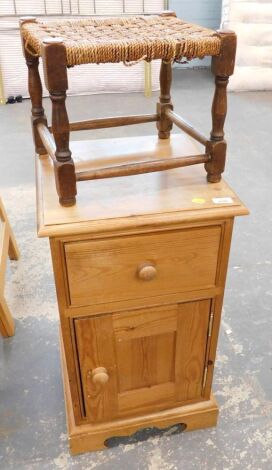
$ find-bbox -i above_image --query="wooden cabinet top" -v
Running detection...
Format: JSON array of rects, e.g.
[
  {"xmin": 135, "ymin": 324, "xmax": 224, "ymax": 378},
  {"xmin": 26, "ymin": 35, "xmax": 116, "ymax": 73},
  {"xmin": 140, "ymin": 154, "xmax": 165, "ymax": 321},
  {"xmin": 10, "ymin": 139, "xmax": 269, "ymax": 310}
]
[{"xmin": 36, "ymin": 134, "xmax": 248, "ymax": 238}]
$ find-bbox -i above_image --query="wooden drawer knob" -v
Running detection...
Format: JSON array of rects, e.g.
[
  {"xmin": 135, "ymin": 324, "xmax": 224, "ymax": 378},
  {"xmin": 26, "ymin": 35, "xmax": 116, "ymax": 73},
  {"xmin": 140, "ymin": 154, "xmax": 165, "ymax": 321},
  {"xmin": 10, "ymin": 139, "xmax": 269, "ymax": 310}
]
[
  {"xmin": 92, "ymin": 367, "xmax": 109, "ymax": 385},
  {"xmin": 137, "ymin": 263, "xmax": 157, "ymax": 281}
]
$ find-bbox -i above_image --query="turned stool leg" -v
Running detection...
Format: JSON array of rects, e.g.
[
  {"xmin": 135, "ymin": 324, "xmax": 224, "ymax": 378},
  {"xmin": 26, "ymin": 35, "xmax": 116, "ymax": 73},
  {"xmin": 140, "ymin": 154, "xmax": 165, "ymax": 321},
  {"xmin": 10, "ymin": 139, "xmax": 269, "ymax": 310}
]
[
  {"xmin": 205, "ymin": 30, "xmax": 237, "ymax": 183},
  {"xmin": 42, "ymin": 38, "xmax": 76, "ymax": 207},
  {"xmin": 157, "ymin": 60, "xmax": 173, "ymax": 139},
  {"xmin": 20, "ymin": 17, "xmax": 48, "ymax": 155},
  {"xmin": 156, "ymin": 10, "xmax": 176, "ymax": 139}
]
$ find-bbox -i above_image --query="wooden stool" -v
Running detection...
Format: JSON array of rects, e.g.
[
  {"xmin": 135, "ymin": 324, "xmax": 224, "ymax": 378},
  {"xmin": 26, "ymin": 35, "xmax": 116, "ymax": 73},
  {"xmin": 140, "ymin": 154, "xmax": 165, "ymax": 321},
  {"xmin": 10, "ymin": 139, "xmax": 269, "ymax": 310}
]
[
  {"xmin": 20, "ymin": 12, "xmax": 236, "ymax": 206},
  {"xmin": 0, "ymin": 198, "xmax": 20, "ymax": 337}
]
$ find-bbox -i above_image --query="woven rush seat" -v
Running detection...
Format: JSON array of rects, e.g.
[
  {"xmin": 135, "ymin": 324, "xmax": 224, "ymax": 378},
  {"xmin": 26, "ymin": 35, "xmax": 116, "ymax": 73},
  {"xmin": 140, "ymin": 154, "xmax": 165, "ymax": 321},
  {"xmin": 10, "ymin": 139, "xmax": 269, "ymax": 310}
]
[{"xmin": 21, "ymin": 15, "xmax": 221, "ymax": 66}]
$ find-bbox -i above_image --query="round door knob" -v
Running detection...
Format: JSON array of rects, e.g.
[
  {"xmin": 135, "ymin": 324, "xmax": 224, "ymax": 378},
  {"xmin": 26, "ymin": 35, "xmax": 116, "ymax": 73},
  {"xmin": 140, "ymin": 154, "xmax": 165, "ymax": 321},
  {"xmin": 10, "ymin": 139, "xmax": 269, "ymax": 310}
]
[
  {"xmin": 137, "ymin": 263, "xmax": 157, "ymax": 281},
  {"xmin": 92, "ymin": 367, "xmax": 109, "ymax": 385}
]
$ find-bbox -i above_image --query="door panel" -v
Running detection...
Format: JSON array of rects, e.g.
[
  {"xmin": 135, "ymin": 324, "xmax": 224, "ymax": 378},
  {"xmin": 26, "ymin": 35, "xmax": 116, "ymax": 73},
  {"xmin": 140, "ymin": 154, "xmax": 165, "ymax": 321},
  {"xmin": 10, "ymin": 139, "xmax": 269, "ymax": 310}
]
[
  {"xmin": 113, "ymin": 304, "xmax": 177, "ymax": 393},
  {"xmin": 74, "ymin": 299, "xmax": 212, "ymax": 423},
  {"xmin": 116, "ymin": 332, "xmax": 176, "ymax": 392}
]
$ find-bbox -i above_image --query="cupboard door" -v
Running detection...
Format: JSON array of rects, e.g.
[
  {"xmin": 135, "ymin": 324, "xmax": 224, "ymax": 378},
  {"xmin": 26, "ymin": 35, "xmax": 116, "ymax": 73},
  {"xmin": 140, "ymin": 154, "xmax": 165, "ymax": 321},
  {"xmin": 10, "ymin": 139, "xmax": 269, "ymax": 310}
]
[{"xmin": 74, "ymin": 299, "xmax": 212, "ymax": 422}]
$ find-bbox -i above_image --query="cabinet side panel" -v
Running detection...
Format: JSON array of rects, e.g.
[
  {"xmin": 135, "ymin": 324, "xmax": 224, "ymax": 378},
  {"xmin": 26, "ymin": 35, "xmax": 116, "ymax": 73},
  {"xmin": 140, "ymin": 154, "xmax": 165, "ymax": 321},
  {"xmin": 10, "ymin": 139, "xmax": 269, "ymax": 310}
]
[
  {"xmin": 204, "ymin": 218, "xmax": 234, "ymax": 398},
  {"xmin": 50, "ymin": 238, "xmax": 84, "ymax": 424}
]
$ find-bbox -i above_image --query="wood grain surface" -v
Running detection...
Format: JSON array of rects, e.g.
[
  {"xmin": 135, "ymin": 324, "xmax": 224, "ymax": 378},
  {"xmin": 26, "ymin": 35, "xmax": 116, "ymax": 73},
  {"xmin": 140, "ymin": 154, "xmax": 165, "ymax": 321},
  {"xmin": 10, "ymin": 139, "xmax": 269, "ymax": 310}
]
[
  {"xmin": 64, "ymin": 225, "xmax": 221, "ymax": 308},
  {"xmin": 73, "ymin": 299, "xmax": 212, "ymax": 422},
  {"xmin": 36, "ymin": 134, "xmax": 248, "ymax": 237},
  {"xmin": 0, "ymin": 198, "xmax": 20, "ymax": 337}
]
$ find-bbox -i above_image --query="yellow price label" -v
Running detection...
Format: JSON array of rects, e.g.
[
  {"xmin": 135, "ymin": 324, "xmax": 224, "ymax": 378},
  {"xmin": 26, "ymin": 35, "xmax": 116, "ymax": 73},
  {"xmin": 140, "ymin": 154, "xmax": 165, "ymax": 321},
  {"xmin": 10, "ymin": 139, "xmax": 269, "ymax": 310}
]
[{"xmin": 192, "ymin": 198, "xmax": 206, "ymax": 204}]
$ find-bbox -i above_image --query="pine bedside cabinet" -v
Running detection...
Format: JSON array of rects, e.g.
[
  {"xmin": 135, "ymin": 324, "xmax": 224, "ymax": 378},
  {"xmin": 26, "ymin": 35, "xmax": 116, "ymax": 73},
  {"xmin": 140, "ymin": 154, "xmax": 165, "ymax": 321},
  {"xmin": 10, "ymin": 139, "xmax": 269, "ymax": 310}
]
[{"xmin": 36, "ymin": 133, "xmax": 248, "ymax": 454}]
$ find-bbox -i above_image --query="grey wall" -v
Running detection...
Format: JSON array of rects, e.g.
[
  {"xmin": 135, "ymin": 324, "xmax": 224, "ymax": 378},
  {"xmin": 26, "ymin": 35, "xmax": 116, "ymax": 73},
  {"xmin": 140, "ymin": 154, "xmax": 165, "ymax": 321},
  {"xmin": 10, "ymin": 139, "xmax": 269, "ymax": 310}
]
[
  {"xmin": 169, "ymin": 0, "xmax": 222, "ymax": 67},
  {"xmin": 170, "ymin": 0, "xmax": 222, "ymax": 30}
]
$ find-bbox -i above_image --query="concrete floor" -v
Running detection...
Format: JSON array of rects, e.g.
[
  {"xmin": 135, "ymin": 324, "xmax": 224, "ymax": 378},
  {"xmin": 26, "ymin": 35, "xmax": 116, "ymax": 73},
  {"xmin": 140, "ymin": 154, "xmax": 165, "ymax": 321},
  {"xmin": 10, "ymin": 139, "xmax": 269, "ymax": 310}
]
[{"xmin": 0, "ymin": 69, "xmax": 272, "ymax": 469}]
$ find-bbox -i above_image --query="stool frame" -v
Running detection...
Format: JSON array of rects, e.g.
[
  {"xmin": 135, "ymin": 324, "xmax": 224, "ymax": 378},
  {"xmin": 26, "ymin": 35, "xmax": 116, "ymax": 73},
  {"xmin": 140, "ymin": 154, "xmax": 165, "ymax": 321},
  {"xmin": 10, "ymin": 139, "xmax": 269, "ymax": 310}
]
[
  {"xmin": 0, "ymin": 198, "xmax": 20, "ymax": 337},
  {"xmin": 20, "ymin": 11, "xmax": 237, "ymax": 207}
]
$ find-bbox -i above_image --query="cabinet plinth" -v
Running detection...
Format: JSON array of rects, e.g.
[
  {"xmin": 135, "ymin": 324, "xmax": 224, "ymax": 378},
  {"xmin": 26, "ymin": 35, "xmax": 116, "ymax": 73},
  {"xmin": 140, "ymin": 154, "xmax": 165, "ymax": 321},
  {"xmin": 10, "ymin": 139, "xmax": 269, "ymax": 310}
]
[{"xmin": 36, "ymin": 134, "xmax": 248, "ymax": 454}]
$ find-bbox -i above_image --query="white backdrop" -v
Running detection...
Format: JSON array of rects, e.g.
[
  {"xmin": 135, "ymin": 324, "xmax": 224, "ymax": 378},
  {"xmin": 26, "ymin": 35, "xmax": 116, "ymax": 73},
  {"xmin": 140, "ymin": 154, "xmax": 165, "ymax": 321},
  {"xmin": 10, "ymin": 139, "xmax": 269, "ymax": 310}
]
[
  {"xmin": 221, "ymin": 0, "xmax": 272, "ymax": 91},
  {"xmin": 0, "ymin": 0, "xmax": 164, "ymax": 98}
]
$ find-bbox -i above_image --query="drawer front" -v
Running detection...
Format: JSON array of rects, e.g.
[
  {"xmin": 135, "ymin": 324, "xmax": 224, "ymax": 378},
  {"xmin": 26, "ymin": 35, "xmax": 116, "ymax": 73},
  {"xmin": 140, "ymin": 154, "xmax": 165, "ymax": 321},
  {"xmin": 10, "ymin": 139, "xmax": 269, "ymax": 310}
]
[
  {"xmin": 74, "ymin": 299, "xmax": 212, "ymax": 423},
  {"xmin": 65, "ymin": 226, "xmax": 221, "ymax": 308}
]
